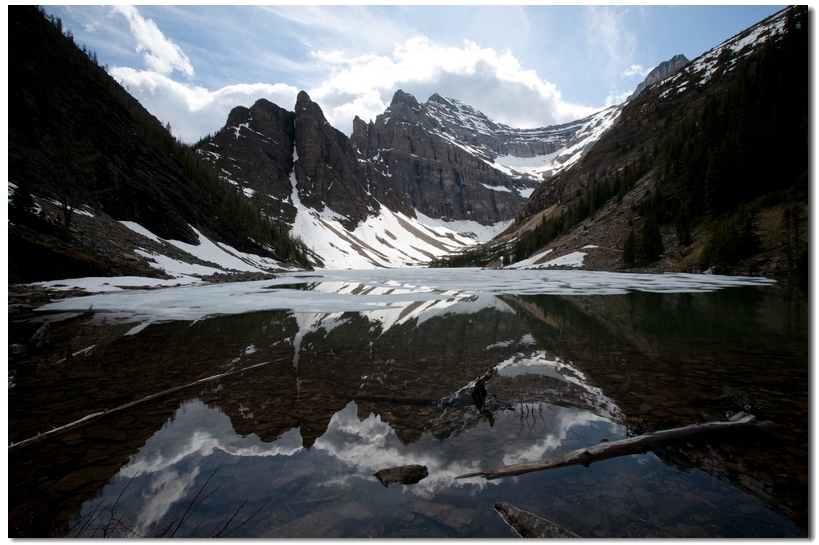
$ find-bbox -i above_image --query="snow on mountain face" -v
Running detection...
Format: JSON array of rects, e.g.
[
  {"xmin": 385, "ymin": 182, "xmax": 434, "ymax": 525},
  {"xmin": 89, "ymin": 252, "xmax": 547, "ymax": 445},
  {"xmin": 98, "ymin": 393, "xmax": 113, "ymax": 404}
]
[
  {"xmin": 288, "ymin": 145, "xmax": 499, "ymax": 268},
  {"xmin": 351, "ymin": 92, "xmax": 539, "ymax": 228},
  {"xmin": 198, "ymin": 94, "xmax": 504, "ymax": 270},
  {"xmin": 656, "ymin": 8, "xmax": 789, "ymax": 99},
  {"xmin": 420, "ymin": 93, "xmax": 624, "ymax": 181}
]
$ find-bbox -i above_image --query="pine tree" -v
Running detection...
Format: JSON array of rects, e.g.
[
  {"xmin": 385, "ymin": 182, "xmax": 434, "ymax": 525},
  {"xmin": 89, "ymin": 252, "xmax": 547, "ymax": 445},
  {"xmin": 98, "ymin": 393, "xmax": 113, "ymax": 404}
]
[
  {"xmin": 10, "ymin": 181, "xmax": 36, "ymax": 214},
  {"xmin": 638, "ymin": 215, "xmax": 664, "ymax": 263},
  {"xmin": 622, "ymin": 228, "xmax": 636, "ymax": 265}
]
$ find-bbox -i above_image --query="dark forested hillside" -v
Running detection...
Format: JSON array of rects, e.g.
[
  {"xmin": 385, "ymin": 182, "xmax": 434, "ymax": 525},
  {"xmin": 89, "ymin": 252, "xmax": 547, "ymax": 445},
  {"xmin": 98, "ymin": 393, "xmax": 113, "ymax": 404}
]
[
  {"xmin": 434, "ymin": 6, "xmax": 808, "ymax": 278},
  {"xmin": 8, "ymin": 6, "xmax": 309, "ymax": 282}
]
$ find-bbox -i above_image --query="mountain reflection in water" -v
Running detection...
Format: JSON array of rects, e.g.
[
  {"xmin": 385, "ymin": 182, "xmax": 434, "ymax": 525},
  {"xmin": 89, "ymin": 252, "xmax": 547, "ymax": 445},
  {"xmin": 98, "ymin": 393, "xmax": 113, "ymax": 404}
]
[{"xmin": 8, "ymin": 270, "xmax": 807, "ymax": 538}]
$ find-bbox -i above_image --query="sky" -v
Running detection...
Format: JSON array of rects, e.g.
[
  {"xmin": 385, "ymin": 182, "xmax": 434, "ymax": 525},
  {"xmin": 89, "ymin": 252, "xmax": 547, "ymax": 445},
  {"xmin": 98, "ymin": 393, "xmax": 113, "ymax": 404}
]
[{"xmin": 44, "ymin": 4, "xmax": 785, "ymax": 144}]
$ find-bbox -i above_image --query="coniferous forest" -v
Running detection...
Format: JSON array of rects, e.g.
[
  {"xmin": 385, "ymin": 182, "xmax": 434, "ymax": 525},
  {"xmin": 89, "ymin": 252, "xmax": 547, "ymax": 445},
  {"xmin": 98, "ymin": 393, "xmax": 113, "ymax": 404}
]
[{"xmin": 9, "ymin": 6, "xmax": 310, "ymax": 281}]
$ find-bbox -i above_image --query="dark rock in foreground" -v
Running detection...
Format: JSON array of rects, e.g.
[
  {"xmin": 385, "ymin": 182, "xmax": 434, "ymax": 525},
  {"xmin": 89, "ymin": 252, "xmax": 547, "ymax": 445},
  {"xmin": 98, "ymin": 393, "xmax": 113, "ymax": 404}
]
[
  {"xmin": 373, "ymin": 464, "xmax": 429, "ymax": 487},
  {"xmin": 494, "ymin": 502, "xmax": 580, "ymax": 538}
]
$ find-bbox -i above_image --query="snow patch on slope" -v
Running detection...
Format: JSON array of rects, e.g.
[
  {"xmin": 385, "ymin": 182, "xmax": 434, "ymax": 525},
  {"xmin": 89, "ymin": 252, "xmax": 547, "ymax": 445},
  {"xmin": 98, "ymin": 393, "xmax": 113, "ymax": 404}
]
[
  {"xmin": 505, "ymin": 248, "xmax": 588, "ymax": 269},
  {"xmin": 287, "ymin": 145, "xmax": 503, "ymax": 269},
  {"xmin": 657, "ymin": 7, "xmax": 789, "ymax": 97}
]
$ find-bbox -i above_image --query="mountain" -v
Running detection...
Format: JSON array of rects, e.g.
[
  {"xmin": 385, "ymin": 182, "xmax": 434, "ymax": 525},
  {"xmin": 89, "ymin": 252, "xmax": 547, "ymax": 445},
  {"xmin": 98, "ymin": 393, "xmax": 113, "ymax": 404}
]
[
  {"xmin": 197, "ymin": 86, "xmax": 626, "ymax": 268},
  {"xmin": 6, "ymin": 7, "xmax": 634, "ymax": 276},
  {"xmin": 8, "ymin": 5, "xmax": 310, "ymax": 284},
  {"xmin": 197, "ymin": 92, "xmax": 484, "ymax": 268},
  {"xmin": 434, "ymin": 6, "xmax": 807, "ymax": 280}
]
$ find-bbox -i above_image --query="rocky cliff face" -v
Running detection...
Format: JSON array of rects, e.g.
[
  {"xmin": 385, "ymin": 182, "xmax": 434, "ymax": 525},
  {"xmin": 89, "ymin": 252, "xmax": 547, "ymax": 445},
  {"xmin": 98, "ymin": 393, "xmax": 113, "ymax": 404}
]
[
  {"xmin": 423, "ymin": 92, "xmax": 584, "ymax": 159},
  {"xmin": 199, "ymin": 99, "xmax": 297, "ymax": 222},
  {"xmin": 352, "ymin": 90, "xmax": 623, "ymax": 219},
  {"xmin": 202, "ymin": 92, "xmax": 416, "ymax": 231},
  {"xmin": 627, "ymin": 54, "xmax": 689, "ymax": 101},
  {"xmin": 293, "ymin": 91, "xmax": 401, "ymax": 227},
  {"xmin": 350, "ymin": 90, "xmax": 536, "ymax": 225}
]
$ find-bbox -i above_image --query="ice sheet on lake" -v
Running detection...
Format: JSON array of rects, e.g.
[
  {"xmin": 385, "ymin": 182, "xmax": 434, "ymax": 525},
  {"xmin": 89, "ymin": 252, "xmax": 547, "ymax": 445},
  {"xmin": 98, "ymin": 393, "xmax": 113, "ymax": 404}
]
[{"xmin": 35, "ymin": 268, "xmax": 775, "ymax": 328}]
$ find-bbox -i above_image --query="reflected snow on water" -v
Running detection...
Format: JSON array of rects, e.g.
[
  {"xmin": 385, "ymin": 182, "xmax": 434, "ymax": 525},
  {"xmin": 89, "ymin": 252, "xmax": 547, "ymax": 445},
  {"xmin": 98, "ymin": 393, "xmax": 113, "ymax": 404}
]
[{"xmin": 9, "ymin": 269, "xmax": 806, "ymax": 538}]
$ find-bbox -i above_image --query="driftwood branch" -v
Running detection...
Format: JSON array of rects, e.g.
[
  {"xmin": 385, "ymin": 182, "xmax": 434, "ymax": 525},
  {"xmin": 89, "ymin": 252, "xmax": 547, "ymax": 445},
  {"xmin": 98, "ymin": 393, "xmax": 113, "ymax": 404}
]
[
  {"xmin": 457, "ymin": 412, "xmax": 771, "ymax": 481},
  {"xmin": 9, "ymin": 358, "xmax": 284, "ymax": 451}
]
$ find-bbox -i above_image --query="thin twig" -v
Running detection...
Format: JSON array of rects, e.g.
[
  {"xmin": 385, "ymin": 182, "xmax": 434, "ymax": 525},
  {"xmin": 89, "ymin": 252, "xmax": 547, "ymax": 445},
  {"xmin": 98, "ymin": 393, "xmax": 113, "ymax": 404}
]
[
  {"xmin": 215, "ymin": 501, "xmax": 268, "ymax": 538},
  {"xmin": 211, "ymin": 498, "xmax": 249, "ymax": 537},
  {"xmin": 168, "ymin": 466, "xmax": 222, "ymax": 537},
  {"xmin": 103, "ymin": 472, "xmax": 139, "ymax": 537}
]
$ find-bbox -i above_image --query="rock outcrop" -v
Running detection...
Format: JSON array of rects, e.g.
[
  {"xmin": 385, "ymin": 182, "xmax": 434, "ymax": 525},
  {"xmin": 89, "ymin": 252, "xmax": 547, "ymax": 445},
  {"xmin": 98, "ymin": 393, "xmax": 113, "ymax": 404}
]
[
  {"xmin": 627, "ymin": 54, "xmax": 690, "ymax": 101},
  {"xmin": 199, "ymin": 99, "xmax": 297, "ymax": 222},
  {"xmin": 293, "ymin": 91, "xmax": 383, "ymax": 227},
  {"xmin": 202, "ymin": 92, "xmax": 415, "ymax": 231}
]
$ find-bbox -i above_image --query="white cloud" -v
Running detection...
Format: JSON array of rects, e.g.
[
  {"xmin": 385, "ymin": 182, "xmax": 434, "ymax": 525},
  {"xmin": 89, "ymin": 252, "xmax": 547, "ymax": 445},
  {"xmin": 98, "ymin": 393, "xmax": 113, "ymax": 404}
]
[
  {"xmin": 605, "ymin": 88, "xmax": 634, "ymax": 108},
  {"xmin": 622, "ymin": 63, "xmax": 652, "ymax": 78},
  {"xmin": 110, "ymin": 34, "xmax": 601, "ymax": 143},
  {"xmin": 110, "ymin": 67, "xmax": 298, "ymax": 142},
  {"xmin": 307, "ymin": 37, "xmax": 598, "ymax": 133},
  {"xmin": 584, "ymin": 6, "xmax": 639, "ymax": 82},
  {"xmin": 104, "ymin": 8, "xmax": 604, "ymax": 143},
  {"xmin": 113, "ymin": 5, "xmax": 194, "ymax": 78}
]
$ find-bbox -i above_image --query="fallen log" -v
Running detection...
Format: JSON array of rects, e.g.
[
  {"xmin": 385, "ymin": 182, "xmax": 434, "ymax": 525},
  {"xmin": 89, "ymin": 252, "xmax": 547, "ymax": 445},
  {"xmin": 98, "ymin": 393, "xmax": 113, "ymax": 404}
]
[
  {"xmin": 9, "ymin": 358, "xmax": 285, "ymax": 451},
  {"xmin": 456, "ymin": 412, "xmax": 771, "ymax": 480}
]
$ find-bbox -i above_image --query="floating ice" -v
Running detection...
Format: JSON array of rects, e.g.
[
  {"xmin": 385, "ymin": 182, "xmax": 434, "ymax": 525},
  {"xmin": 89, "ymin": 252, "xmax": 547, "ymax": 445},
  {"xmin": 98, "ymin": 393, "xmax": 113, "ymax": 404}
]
[{"xmin": 34, "ymin": 268, "xmax": 775, "ymax": 329}]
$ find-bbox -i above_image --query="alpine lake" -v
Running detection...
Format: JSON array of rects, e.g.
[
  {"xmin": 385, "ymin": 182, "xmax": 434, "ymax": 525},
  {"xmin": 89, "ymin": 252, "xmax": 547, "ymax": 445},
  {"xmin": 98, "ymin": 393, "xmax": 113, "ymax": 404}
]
[{"xmin": 8, "ymin": 269, "xmax": 809, "ymax": 538}]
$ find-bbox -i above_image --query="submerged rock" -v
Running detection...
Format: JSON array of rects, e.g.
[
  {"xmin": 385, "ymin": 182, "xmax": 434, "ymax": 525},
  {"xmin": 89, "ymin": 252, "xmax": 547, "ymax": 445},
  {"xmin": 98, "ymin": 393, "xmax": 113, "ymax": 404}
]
[
  {"xmin": 373, "ymin": 464, "xmax": 429, "ymax": 487},
  {"xmin": 494, "ymin": 502, "xmax": 579, "ymax": 538}
]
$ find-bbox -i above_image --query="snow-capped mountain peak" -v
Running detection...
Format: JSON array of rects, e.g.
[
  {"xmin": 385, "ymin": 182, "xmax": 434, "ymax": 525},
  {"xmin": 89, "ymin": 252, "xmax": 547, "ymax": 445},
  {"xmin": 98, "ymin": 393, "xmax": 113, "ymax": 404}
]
[{"xmin": 409, "ymin": 91, "xmax": 624, "ymax": 182}]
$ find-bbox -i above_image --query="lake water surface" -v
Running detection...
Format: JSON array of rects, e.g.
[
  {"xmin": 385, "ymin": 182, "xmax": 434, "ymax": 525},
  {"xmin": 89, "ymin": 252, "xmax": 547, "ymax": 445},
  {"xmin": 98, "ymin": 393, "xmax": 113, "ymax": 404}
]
[{"xmin": 8, "ymin": 269, "xmax": 808, "ymax": 537}]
